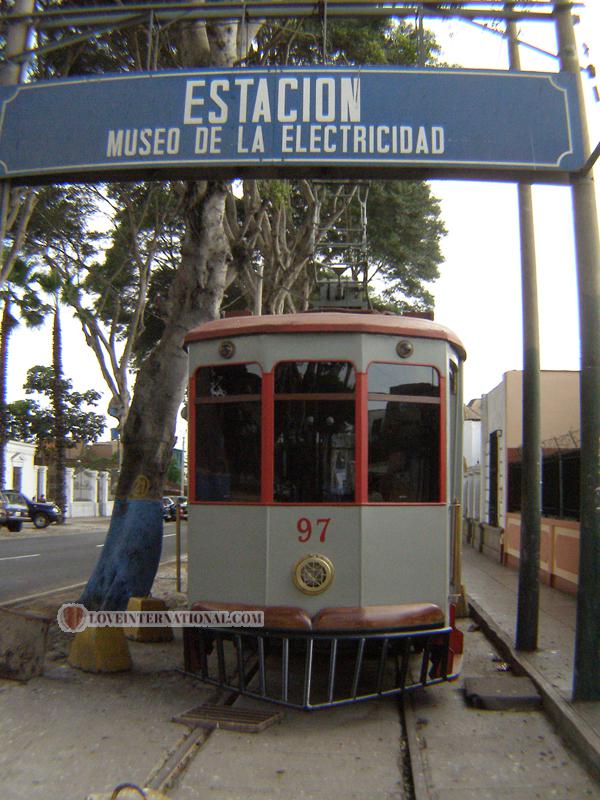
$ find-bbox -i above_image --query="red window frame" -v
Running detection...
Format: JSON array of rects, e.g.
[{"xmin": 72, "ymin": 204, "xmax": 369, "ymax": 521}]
[
  {"xmin": 190, "ymin": 362, "xmax": 263, "ymax": 505},
  {"xmin": 189, "ymin": 359, "xmax": 446, "ymax": 505},
  {"xmin": 365, "ymin": 361, "xmax": 446, "ymax": 505}
]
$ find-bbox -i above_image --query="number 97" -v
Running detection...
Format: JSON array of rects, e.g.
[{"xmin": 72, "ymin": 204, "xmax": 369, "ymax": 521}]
[{"xmin": 297, "ymin": 517, "xmax": 331, "ymax": 543}]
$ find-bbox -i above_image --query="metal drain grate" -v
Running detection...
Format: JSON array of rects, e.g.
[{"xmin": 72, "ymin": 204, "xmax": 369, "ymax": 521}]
[{"xmin": 173, "ymin": 704, "xmax": 283, "ymax": 733}]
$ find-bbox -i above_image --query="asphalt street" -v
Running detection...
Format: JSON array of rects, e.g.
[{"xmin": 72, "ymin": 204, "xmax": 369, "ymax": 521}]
[{"xmin": 0, "ymin": 521, "xmax": 186, "ymax": 604}]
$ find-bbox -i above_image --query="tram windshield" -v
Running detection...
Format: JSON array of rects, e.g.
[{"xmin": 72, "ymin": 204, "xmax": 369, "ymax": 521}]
[
  {"xmin": 367, "ymin": 364, "xmax": 441, "ymax": 503},
  {"xmin": 274, "ymin": 361, "xmax": 356, "ymax": 503},
  {"xmin": 195, "ymin": 364, "xmax": 262, "ymax": 501},
  {"xmin": 193, "ymin": 359, "xmax": 441, "ymax": 504}
]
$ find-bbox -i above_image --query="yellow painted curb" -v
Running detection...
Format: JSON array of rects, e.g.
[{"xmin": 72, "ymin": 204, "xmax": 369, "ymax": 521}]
[
  {"xmin": 124, "ymin": 596, "xmax": 174, "ymax": 643},
  {"xmin": 68, "ymin": 626, "xmax": 132, "ymax": 673}
]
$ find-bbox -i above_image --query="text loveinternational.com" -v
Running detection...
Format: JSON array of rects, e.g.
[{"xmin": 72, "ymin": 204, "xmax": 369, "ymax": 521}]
[{"xmin": 57, "ymin": 603, "xmax": 264, "ymax": 633}]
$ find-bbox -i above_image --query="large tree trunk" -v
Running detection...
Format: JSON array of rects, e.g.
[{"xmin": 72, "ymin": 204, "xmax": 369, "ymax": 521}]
[
  {"xmin": 80, "ymin": 6, "xmax": 259, "ymax": 610},
  {"xmin": 80, "ymin": 182, "xmax": 232, "ymax": 610}
]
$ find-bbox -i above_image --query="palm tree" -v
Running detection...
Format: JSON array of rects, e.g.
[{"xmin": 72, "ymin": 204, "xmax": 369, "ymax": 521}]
[
  {"xmin": 0, "ymin": 261, "xmax": 49, "ymax": 489},
  {"xmin": 51, "ymin": 298, "xmax": 67, "ymax": 522}
]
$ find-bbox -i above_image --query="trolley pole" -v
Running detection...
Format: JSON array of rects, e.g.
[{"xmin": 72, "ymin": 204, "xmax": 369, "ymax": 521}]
[
  {"xmin": 555, "ymin": 0, "xmax": 600, "ymax": 701},
  {"xmin": 506, "ymin": 15, "xmax": 542, "ymax": 652}
]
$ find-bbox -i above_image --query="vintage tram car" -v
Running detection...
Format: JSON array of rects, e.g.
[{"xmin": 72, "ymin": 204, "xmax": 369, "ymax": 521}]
[{"xmin": 183, "ymin": 311, "xmax": 465, "ymax": 709}]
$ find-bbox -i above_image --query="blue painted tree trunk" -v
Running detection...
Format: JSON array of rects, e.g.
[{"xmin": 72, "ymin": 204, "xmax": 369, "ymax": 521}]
[{"xmin": 80, "ymin": 498, "xmax": 163, "ymax": 610}]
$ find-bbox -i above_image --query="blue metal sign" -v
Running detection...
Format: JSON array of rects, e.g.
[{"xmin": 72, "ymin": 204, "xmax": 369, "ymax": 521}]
[{"xmin": 0, "ymin": 67, "xmax": 584, "ymax": 181}]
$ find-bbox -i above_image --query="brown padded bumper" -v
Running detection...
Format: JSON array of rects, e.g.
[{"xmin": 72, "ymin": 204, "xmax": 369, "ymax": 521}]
[
  {"xmin": 191, "ymin": 600, "xmax": 445, "ymax": 632},
  {"xmin": 313, "ymin": 603, "xmax": 444, "ymax": 631}
]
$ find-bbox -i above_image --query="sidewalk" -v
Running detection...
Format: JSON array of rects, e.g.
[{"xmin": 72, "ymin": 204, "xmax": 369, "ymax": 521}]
[{"xmin": 461, "ymin": 543, "xmax": 600, "ymax": 783}]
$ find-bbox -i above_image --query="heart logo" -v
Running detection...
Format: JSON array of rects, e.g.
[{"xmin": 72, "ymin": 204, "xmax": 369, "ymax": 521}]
[{"xmin": 57, "ymin": 603, "xmax": 87, "ymax": 633}]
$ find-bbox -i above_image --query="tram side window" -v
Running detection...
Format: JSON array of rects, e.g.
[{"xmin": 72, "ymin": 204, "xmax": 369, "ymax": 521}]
[
  {"xmin": 195, "ymin": 364, "xmax": 262, "ymax": 502},
  {"xmin": 274, "ymin": 361, "xmax": 356, "ymax": 503},
  {"xmin": 368, "ymin": 363, "xmax": 441, "ymax": 503}
]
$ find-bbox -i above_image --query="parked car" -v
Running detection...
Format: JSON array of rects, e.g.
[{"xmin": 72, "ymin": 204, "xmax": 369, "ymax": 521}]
[
  {"xmin": 1, "ymin": 490, "xmax": 29, "ymax": 532},
  {"xmin": 3, "ymin": 490, "xmax": 61, "ymax": 530},
  {"xmin": 162, "ymin": 496, "xmax": 176, "ymax": 521},
  {"xmin": 0, "ymin": 492, "xmax": 9, "ymax": 528}
]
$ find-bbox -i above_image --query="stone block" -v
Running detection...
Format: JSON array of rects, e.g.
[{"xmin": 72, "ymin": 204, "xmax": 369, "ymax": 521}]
[
  {"xmin": 68, "ymin": 626, "xmax": 132, "ymax": 672},
  {"xmin": 0, "ymin": 607, "xmax": 51, "ymax": 681},
  {"xmin": 124, "ymin": 596, "xmax": 174, "ymax": 642}
]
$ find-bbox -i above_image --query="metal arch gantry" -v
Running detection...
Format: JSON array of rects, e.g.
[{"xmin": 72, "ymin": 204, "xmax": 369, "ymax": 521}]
[
  {"xmin": 0, "ymin": 2, "xmax": 583, "ymax": 71},
  {"xmin": 1, "ymin": 0, "xmax": 599, "ymax": 702}
]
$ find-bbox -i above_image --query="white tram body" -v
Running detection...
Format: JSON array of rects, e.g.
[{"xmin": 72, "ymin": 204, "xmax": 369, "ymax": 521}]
[{"xmin": 184, "ymin": 312, "xmax": 465, "ymax": 709}]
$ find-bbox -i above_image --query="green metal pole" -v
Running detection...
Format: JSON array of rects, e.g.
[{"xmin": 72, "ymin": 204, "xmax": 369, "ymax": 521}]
[
  {"xmin": 0, "ymin": 0, "xmax": 35, "ymax": 264},
  {"xmin": 555, "ymin": 0, "xmax": 600, "ymax": 701},
  {"xmin": 515, "ymin": 178, "xmax": 542, "ymax": 651},
  {"xmin": 506, "ymin": 14, "xmax": 542, "ymax": 652}
]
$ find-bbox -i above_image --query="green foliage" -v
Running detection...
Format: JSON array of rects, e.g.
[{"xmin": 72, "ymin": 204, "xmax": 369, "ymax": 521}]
[
  {"xmin": 257, "ymin": 180, "xmax": 292, "ymax": 208},
  {"xmin": 232, "ymin": 17, "xmax": 446, "ymax": 314},
  {"xmin": 366, "ymin": 181, "xmax": 446, "ymax": 311},
  {"xmin": 0, "ymin": 259, "xmax": 51, "ymax": 328},
  {"xmin": 248, "ymin": 17, "xmax": 440, "ymax": 68},
  {"xmin": 6, "ymin": 365, "xmax": 105, "ymax": 446},
  {"xmin": 3, "ymin": 399, "xmax": 44, "ymax": 444},
  {"xmin": 165, "ymin": 456, "xmax": 181, "ymax": 488}
]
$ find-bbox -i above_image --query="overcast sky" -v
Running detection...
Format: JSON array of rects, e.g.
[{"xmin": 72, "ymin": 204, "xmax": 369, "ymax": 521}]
[
  {"xmin": 428, "ymin": 3, "xmax": 600, "ymax": 402},
  {"xmin": 5, "ymin": 4, "xmax": 600, "ymax": 426}
]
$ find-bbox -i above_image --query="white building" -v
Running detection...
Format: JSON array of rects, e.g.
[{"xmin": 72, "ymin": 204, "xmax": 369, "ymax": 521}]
[
  {"xmin": 6, "ymin": 440, "xmax": 44, "ymax": 498},
  {"xmin": 5, "ymin": 440, "xmax": 112, "ymax": 518}
]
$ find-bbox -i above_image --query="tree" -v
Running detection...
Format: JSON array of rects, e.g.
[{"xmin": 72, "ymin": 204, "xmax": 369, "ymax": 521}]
[
  {"xmin": 6, "ymin": 366, "xmax": 105, "ymax": 442},
  {"xmin": 218, "ymin": 17, "xmax": 446, "ymax": 315},
  {"xmin": 364, "ymin": 181, "xmax": 446, "ymax": 313},
  {"xmin": 0, "ymin": 259, "xmax": 49, "ymax": 488},
  {"xmin": 80, "ymin": 15, "xmax": 262, "ymax": 611},
  {"xmin": 5, "ymin": 365, "xmax": 106, "ymax": 489},
  {"xmin": 26, "ymin": 182, "xmax": 186, "ymax": 443},
  {"xmin": 0, "ymin": 188, "xmax": 38, "ymax": 287},
  {"xmin": 51, "ymin": 301, "xmax": 68, "ymax": 519}
]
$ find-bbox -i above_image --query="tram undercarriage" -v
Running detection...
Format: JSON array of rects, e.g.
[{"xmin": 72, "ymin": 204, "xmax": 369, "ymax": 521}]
[{"xmin": 183, "ymin": 602, "xmax": 464, "ymax": 710}]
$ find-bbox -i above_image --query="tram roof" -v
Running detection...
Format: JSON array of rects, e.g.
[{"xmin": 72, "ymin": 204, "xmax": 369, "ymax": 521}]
[{"xmin": 185, "ymin": 312, "xmax": 466, "ymax": 360}]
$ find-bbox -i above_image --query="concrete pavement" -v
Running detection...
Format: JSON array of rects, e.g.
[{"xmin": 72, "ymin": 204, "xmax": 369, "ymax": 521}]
[
  {"xmin": 461, "ymin": 543, "xmax": 600, "ymax": 786},
  {"xmin": 0, "ymin": 541, "xmax": 599, "ymax": 799}
]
